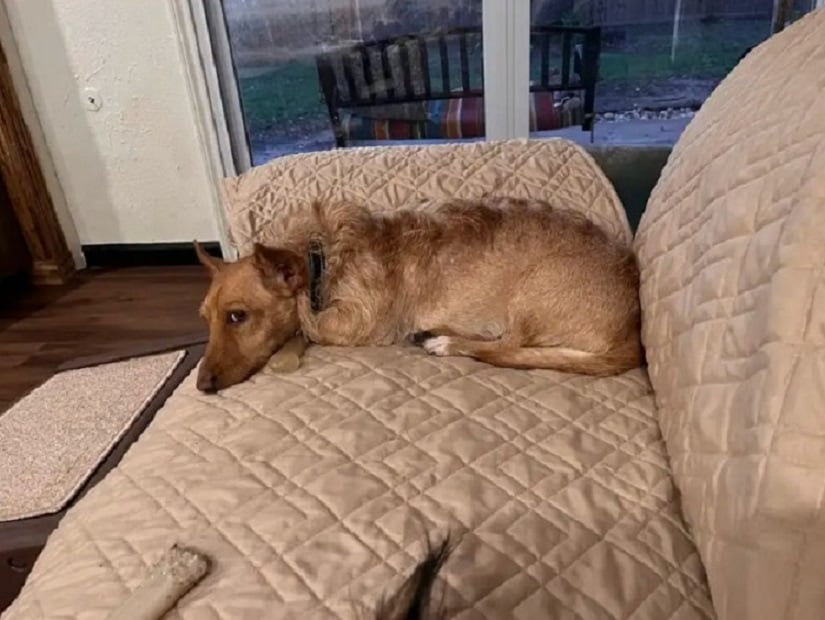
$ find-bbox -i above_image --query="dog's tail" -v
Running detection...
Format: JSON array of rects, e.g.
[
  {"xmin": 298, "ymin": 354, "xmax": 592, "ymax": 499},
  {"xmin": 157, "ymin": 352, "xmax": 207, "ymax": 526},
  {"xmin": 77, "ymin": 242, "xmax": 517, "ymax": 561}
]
[
  {"xmin": 477, "ymin": 339, "xmax": 644, "ymax": 377},
  {"xmin": 374, "ymin": 536, "xmax": 453, "ymax": 620}
]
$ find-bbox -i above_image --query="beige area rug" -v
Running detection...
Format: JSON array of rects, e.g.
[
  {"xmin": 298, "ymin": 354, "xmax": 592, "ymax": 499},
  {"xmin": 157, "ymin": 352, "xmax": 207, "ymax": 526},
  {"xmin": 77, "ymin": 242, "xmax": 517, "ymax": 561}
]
[{"xmin": 0, "ymin": 351, "xmax": 185, "ymax": 522}]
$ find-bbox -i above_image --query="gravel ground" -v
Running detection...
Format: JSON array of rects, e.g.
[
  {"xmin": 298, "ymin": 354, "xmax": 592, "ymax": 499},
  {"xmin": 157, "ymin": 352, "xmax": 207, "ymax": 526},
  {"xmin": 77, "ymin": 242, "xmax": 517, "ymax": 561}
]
[{"xmin": 598, "ymin": 106, "xmax": 696, "ymax": 122}]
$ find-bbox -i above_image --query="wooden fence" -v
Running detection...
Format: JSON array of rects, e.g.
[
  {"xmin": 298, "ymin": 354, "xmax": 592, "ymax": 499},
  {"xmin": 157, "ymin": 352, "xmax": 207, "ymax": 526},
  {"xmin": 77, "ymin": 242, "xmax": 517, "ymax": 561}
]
[
  {"xmin": 225, "ymin": 0, "xmax": 815, "ymax": 67},
  {"xmin": 546, "ymin": 0, "xmax": 775, "ymax": 27}
]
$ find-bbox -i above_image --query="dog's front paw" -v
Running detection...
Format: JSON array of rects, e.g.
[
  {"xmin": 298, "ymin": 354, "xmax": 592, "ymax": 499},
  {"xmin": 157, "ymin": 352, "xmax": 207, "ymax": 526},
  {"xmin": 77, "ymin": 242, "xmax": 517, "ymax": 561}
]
[{"xmin": 422, "ymin": 335, "xmax": 454, "ymax": 357}]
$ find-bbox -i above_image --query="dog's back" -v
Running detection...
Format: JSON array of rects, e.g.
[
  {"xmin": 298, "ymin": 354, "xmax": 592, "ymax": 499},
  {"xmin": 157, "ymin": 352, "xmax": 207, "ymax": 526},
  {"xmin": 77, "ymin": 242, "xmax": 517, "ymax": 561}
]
[{"xmin": 312, "ymin": 197, "xmax": 641, "ymax": 375}]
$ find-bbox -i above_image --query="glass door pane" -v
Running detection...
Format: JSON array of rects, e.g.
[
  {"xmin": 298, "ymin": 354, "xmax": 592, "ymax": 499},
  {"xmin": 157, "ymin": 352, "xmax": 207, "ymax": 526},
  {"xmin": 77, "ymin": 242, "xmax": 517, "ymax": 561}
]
[
  {"xmin": 527, "ymin": 0, "xmax": 818, "ymax": 147},
  {"xmin": 217, "ymin": 0, "xmax": 486, "ymax": 166}
]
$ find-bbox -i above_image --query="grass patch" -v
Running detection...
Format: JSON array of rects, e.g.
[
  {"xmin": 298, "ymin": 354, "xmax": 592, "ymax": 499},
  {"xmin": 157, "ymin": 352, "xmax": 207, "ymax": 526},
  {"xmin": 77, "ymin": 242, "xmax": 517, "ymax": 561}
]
[
  {"xmin": 238, "ymin": 60, "xmax": 328, "ymax": 134},
  {"xmin": 598, "ymin": 19, "xmax": 769, "ymax": 82}
]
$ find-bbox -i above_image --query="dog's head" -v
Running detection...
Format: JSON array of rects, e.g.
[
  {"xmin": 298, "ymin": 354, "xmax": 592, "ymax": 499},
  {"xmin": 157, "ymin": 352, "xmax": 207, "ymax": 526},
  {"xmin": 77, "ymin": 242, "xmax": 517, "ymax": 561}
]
[{"xmin": 195, "ymin": 242, "xmax": 306, "ymax": 392}]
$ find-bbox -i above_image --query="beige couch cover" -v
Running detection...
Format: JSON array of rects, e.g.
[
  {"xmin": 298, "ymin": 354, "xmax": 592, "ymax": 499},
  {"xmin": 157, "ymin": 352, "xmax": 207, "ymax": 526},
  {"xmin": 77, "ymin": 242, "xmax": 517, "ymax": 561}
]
[
  {"xmin": 3, "ymin": 140, "xmax": 713, "ymax": 619},
  {"xmin": 634, "ymin": 9, "xmax": 825, "ymax": 620}
]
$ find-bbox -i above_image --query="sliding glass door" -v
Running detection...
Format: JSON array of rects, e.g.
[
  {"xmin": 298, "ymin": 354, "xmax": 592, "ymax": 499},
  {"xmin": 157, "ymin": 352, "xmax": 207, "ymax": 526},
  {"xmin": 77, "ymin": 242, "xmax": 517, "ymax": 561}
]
[{"xmin": 199, "ymin": 1, "xmax": 820, "ymax": 169}]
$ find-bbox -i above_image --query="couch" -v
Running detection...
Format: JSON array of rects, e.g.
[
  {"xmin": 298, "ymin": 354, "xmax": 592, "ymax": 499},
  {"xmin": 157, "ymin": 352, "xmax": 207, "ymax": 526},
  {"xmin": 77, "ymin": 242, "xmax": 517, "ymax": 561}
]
[{"xmin": 3, "ymin": 9, "xmax": 824, "ymax": 619}]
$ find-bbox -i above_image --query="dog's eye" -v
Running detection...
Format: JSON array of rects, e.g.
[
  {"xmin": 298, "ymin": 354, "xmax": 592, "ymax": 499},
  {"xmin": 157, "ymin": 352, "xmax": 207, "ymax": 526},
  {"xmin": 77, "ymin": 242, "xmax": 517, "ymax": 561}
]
[{"xmin": 226, "ymin": 310, "xmax": 248, "ymax": 325}]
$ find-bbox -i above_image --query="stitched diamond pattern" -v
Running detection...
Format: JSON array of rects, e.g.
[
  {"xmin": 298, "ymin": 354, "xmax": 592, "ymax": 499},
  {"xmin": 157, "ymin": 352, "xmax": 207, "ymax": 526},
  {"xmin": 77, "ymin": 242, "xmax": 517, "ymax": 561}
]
[{"xmin": 5, "ymin": 348, "xmax": 713, "ymax": 619}]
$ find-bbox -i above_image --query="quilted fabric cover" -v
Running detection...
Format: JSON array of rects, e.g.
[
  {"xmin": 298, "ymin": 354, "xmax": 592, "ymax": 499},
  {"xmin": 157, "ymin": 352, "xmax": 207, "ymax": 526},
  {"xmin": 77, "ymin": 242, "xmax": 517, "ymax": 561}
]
[
  {"xmin": 220, "ymin": 138, "xmax": 633, "ymax": 255},
  {"xmin": 5, "ymin": 352, "xmax": 713, "ymax": 619},
  {"xmin": 5, "ymin": 139, "xmax": 714, "ymax": 618},
  {"xmin": 634, "ymin": 10, "xmax": 825, "ymax": 620}
]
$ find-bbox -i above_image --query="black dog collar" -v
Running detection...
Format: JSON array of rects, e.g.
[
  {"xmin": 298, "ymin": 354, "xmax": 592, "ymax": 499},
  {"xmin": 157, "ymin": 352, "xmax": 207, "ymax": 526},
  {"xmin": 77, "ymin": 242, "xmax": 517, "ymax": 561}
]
[{"xmin": 307, "ymin": 241, "xmax": 326, "ymax": 312}]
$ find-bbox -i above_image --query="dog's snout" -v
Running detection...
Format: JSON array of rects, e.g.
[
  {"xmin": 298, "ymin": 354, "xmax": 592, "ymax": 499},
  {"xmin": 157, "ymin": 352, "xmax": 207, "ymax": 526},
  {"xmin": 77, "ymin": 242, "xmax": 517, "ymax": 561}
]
[{"xmin": 196, "ymin": 367, "xmax": 219, "ymax": 393}]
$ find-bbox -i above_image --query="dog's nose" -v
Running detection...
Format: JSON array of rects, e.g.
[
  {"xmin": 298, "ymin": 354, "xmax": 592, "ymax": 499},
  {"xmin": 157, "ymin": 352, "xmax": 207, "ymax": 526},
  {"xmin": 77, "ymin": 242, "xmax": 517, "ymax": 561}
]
[{"xmin": 196, "ymin": 371, "xmax": 218, "ymax": 393}]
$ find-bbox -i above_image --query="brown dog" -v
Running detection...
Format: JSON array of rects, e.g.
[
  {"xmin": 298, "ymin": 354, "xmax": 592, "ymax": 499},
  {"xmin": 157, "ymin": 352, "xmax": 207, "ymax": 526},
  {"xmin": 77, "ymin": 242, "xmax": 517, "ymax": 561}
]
[{"xmin": 195, "ymin": 197, "xmax": 642, "ymax": 392}]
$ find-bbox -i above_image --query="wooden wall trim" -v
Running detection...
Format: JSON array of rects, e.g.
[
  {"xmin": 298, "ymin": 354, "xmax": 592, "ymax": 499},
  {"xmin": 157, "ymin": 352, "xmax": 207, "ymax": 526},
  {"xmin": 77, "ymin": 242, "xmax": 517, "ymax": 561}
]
[{"xmin": 0, "ymin": 38, "xmax": 73, "ymax": 285}]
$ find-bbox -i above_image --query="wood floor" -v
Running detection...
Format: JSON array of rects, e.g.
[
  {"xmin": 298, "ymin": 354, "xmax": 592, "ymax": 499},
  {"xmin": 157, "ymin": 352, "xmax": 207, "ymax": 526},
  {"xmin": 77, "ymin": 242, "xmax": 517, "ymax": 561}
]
[{"xmin": 0, "ymin": 266, "xmax": 208, "ymax": 412}]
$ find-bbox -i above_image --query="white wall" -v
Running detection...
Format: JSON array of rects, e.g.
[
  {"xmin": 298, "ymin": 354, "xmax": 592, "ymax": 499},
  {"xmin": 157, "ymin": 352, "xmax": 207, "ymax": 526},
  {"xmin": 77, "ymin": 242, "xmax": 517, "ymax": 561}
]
[{"xmin": 4, "ymin": 0, "xmax": 222, "ymax": 246}]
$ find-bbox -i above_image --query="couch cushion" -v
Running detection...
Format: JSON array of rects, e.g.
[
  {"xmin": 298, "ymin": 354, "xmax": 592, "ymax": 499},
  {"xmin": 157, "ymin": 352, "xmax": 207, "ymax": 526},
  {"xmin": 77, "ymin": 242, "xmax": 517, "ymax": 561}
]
[
  {"xmin": 221, "ymin": 138, "xmax": 631, "ymax": 256},
  {"xmin": 4, "ymin": 349, "xmax": 713, "ymax": 619},
  {"xmin": 634, "ymin": 10, "xmax": 825, "ymax": 620}
]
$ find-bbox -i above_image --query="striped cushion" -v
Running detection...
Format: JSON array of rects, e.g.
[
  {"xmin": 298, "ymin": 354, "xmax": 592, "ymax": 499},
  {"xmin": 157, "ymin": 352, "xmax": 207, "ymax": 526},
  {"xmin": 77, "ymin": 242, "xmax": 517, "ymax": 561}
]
[{"xmin": 340, "ymin": 92, "xmax": 582, "ymax": 142}]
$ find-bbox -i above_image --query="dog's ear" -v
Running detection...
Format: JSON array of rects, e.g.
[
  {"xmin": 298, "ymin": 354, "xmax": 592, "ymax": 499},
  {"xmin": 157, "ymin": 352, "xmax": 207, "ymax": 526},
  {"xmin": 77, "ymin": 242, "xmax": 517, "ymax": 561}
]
[
  {"xmin": 194, "ymin": 241, "xmax": 224, "ymax": 275},
  {"xmin": 253, "ymin": 243, "xmax": 305, "ymax": 292}
]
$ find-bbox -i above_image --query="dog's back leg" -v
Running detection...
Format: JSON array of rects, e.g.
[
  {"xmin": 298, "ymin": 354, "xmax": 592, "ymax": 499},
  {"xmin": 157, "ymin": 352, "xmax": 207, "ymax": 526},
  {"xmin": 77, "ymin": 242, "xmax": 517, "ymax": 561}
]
[
  {"xmin": 420, "ymin": 335, "xmax": 509, "ymax": 358},
  {"xmin": 408, "ymin": 326, "xmax": 500, "ymax": 346},
  {"xmin": 421, "ymin": 335, "xmax": 641, "ymax": 376},
  {"xmin": 475, "ymin": 344, "xmax": 641, "ymax": 376}
]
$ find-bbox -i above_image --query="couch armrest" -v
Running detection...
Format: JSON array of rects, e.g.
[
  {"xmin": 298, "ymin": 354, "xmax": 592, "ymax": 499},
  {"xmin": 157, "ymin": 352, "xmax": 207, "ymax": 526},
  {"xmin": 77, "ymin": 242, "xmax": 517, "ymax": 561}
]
[{"xmin": 633, "ymin": 11, "xmax": 825, "ymax": 620}]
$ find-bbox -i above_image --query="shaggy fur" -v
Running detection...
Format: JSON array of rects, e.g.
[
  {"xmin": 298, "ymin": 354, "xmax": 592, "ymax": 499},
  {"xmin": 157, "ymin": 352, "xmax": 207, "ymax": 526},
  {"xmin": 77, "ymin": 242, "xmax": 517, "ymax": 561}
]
[{"xmin": 195, "ymin": 197, "xmax": 642, "ymax": 392}]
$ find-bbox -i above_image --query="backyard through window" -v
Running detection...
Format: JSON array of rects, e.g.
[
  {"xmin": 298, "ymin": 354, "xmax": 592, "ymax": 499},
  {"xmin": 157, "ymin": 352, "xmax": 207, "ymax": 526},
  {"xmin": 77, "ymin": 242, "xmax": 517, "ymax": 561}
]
[
  {"xmin": 529, "ymin": 0, "xmax": 818, "ymax": 146},
  {"xmin": 221, "ymin": 0, "xmax": 818, "ymax": 165},
  {"xmin": 223, "ymin": 0, "xmax": 485, "ymax": 165}
]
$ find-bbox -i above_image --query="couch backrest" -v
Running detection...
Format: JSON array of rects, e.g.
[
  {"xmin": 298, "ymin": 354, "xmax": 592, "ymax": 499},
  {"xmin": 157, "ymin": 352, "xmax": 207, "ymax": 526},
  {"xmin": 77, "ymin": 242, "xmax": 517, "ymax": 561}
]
[
  {"xmin": 634, "ymin": 10, "xmax": 825, "ymax": 620},
  {"xmin": 221, "ymin": 139, "xmax": 631, "ymax": 255}
]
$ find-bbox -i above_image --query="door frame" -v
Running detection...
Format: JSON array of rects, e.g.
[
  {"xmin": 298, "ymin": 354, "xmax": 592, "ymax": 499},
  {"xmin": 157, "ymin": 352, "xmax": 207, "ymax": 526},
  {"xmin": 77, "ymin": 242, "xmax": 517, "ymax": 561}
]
[
  {"xmin": 483, "ymin": 0, "xmax": 531, "ymax": 140},
  {"xmin": 0, "ymin": 7, "xmax": 79, "ymax": 285},
  {"xmin": 185, "ymin": 0, "xmax": 252, "ymax": 176},
  {"xmin": 170, "ymin": 0, "xmax": 238, "ymax": 260}
]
